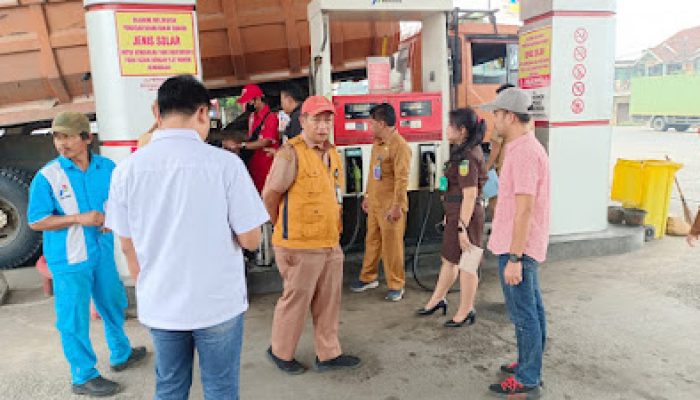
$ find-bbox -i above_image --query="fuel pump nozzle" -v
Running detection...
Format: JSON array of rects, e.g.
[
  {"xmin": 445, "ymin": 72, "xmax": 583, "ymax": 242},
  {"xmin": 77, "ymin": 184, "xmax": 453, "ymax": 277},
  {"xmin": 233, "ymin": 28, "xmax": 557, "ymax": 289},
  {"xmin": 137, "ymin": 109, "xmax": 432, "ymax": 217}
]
[
  {"xmin": 341, "ymin": 156, "xmax": 364, "ymax": 253},
  {"xmin": 418, "ymin": 143, "xmax": 437, "ymax": 191},
  {"xmin": 351, "ymin": 158, "xmax": 362, "ymax": 196},
  {"xmin": 427, "ymin": 156, "xmax": 437, "ymax": 193},
  {"xmin": 411, "ymin": 147, "xmax": 445, "ymax": 292}
]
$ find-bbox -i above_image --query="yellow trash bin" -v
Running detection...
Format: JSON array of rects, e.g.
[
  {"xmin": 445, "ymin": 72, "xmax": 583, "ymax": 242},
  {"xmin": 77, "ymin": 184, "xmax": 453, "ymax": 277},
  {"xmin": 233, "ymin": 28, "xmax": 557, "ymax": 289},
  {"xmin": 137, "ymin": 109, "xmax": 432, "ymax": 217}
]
[{"xmin": 611, "ymin": 159, "xmax": 683, "ymax": 238}]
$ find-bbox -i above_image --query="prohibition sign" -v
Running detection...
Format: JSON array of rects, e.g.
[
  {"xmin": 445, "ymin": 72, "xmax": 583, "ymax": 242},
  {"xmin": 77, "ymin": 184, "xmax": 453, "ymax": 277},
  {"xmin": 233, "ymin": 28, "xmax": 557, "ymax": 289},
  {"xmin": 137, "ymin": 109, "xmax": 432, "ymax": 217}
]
[
  {"xmin": 574, "ymin": 46, "xmax": 587, "ymax": 62},
  {"xmin": 574, "ymin": 28, "xmax": 588, "ymax": 44},
  {"xmin": 572, "ymin": 81, "xmax": 586, "ymax": 97},
  {"xmin": 573, "ymin": 64, "xmax": 587, "ymax": 80},
  {"xmin": 572, "ymin": 98, "xmax": 585, "ymax": 114}
]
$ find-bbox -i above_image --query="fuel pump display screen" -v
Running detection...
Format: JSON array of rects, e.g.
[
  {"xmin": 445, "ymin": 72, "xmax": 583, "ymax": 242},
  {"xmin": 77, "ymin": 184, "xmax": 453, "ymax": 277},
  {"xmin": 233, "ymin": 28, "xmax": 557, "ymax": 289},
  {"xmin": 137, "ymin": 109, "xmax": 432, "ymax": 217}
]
[
  {"xmin": 400, "ymin": 101, "xmax": 432, "ymax": 117},
  {"xmin": 345, "ymin": 148, "xmax": 363, "ymax": 158},
  {"xmin": 344, "ymin": 103, "xmax": 379, "ymax": 119}
]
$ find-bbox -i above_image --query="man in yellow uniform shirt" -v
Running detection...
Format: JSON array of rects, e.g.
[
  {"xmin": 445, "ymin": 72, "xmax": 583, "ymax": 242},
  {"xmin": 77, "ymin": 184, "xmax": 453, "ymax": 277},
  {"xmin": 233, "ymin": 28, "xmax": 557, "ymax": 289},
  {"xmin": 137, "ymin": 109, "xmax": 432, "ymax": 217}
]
[{"xmin": 350, "ymin": 103, "xmax": 412, "ymax": 301}]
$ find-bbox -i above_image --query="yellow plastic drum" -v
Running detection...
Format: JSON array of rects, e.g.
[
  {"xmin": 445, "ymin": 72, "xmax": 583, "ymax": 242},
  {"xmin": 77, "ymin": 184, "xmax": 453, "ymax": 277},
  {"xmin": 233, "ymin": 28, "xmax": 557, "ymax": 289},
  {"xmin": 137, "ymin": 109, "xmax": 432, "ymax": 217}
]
[{"xmin": 611, "ymin": 159, "xmax": 682, "ymax": 238}]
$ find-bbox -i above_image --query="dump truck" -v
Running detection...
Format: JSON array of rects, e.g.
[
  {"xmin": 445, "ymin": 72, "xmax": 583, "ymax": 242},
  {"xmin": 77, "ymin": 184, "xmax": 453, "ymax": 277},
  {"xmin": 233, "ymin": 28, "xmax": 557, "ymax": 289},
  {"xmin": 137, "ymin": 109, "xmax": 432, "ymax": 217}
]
[
  {"xmin": 630, "ymin": 75, "xmax": 700, "ymax": 132},
  {"xmin": 0, "ymin": 0, "xmax": 517, "ymax": 271},
  {"xmin": 0, "ymin": 0, "xmax": 399, "ymax": 269}
]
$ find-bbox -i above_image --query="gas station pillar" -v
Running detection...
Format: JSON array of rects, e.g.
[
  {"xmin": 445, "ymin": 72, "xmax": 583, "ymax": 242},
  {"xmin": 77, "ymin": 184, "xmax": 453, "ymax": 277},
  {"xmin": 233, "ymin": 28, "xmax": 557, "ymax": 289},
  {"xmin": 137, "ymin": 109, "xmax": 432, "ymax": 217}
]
[
  {"xmin": 519, "ymin": 0, "xmax": 616, "ymax": 235},
  {"xmin": 83, "ymin": 0, "xmax": 202, "ymax": 278}
]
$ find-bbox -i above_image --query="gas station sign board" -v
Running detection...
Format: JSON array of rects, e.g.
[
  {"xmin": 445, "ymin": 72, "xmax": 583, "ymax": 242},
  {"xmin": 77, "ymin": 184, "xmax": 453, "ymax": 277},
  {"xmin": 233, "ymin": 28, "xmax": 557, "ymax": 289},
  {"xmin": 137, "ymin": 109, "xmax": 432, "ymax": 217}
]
[
  {"xmin": 116, "ymin": 12, "xmax": 197, "ymax": 76},
  {"xmin": 518, "ymin": 26, "xmax": 552, "ymax": 89}
]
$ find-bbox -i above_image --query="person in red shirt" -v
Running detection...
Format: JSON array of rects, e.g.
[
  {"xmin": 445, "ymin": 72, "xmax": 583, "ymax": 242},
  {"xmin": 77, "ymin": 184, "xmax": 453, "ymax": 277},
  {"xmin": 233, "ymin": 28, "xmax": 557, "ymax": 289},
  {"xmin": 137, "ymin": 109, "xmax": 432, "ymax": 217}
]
[{"xmin": 227, "ymin": 84, "xmax": 279, "ymax": 193}]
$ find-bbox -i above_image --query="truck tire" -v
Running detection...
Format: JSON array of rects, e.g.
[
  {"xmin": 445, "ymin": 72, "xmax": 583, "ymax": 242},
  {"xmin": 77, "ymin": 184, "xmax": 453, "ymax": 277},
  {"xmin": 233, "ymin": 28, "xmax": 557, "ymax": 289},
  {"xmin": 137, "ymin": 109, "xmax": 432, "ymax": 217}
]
[
  {"xmin": 673, "ymin": 125, "xmax": 690, "ymax": 132},
  {"xmin": 0, "ymin": 168, "xmax": 42, "ymax": 269},
  {"xmin": 651, "ymin": 117, "xmax": 668, "ymax": 132}
]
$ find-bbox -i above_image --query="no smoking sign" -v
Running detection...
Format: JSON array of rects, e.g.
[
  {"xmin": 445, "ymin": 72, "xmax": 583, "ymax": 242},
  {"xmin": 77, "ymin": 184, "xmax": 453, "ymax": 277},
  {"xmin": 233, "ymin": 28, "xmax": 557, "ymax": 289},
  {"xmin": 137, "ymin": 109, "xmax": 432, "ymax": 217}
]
[
  {"xmin": 574, "ymin": 27, "xmax": 588, "ymax": 44},
  {"xmin": 571, "ymin": 26, "xmax": 588, "ymax": 116},
  {"xmin": 572, "ymin": 81, "xmax": 586, "ymax": 97},
  {"xmin": 573, "ymin": 64, "xmax": 587, "ymax": 80}
]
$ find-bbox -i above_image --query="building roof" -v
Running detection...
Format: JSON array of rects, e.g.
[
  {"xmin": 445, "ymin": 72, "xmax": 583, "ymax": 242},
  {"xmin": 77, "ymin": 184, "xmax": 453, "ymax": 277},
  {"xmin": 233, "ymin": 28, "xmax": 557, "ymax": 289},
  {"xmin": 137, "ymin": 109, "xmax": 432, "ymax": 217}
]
[{"xmin": 644, "ymin": 25, "xmax": 700, "ymax": 64}]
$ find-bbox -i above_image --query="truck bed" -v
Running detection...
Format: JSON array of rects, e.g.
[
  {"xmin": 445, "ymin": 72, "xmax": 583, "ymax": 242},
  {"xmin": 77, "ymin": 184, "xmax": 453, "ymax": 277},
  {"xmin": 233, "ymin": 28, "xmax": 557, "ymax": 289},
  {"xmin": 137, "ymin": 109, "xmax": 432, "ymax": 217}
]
[{"xmin": 0, "ymin": 0, "xmax": 399, "ymax": 128}]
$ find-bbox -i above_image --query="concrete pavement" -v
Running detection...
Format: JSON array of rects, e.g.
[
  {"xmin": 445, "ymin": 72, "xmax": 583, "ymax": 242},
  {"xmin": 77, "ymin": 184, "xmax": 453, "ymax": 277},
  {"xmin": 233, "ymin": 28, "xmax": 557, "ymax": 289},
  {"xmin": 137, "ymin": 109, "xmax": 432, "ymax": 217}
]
[
  {"xmin": 2, "ymin": 126, "xmax": 698, "ymax": 399},
  {"xmin": 1, "ymin": 236, "xmax": 699, "ymax": 400}
]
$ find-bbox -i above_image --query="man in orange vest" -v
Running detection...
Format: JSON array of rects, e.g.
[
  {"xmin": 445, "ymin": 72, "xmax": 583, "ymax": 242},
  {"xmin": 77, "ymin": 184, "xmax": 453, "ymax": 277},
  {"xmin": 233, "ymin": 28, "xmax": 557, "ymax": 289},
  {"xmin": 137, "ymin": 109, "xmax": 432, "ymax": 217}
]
[{"xmin": 262, "ymin": 96, "xmax": 361, "ymax": 375}]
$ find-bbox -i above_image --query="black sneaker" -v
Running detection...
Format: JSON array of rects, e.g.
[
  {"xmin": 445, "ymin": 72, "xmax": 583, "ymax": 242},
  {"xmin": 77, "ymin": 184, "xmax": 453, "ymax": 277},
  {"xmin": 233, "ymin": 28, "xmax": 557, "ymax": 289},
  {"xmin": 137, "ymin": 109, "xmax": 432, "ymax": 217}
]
[
  {"xmin": 266, "ymin": 347, "xmax": 307, "ymax": 375},
  {"xmin": 499, "ymin": 362, "xmax": 544, "ymax": 387},
  {"xmin": 111, "ymin": 346, "xmax": 148, "ymax": 372},
  {"xmin": 72, "ymin": 376, "xmax": 121, "ymax": 397},
  {"xmin": 489, "ymin": 376, "xmax": 541, "ymax": 398},
  {"xmin": 314, "ymin": 354, "xmax": 362, "ymax": 372},
  {"xmin": 500, "ymin": 361, "xmax": 518, "ymax": 374}
]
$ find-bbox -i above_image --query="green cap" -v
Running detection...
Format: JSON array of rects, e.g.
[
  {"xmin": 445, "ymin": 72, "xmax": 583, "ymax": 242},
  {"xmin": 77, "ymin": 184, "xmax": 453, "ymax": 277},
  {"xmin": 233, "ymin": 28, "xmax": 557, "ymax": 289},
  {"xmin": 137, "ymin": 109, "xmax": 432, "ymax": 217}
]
[{"xmin": 51, "ymin": 112, "xmax": 90, "ymax": 136}]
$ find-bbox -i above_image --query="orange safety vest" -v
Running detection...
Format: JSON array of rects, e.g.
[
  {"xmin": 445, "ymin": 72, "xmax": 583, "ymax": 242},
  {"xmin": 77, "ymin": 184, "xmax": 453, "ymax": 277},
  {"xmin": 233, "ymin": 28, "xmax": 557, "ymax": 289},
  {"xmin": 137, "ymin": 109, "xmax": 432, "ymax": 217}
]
[{"xmin": 272, "ymin": 136, "xmax": 343, "ymax": 249}]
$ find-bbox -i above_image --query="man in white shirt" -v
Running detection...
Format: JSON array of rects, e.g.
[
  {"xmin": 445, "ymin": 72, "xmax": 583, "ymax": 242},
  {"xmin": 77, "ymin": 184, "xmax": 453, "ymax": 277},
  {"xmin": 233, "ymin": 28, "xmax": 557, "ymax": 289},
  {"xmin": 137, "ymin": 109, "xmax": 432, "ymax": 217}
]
[{"xmin": 106, "ymin": 75, "xmax": 269, "ymax": 399}]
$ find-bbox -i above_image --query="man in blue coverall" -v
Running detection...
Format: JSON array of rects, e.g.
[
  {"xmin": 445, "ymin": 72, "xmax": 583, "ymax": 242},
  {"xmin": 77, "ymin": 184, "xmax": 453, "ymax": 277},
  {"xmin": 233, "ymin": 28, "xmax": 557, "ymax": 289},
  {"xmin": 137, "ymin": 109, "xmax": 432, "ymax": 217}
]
[{"xmin": 28, "ymin": 112, "xmax": 146, "ymax": 397}]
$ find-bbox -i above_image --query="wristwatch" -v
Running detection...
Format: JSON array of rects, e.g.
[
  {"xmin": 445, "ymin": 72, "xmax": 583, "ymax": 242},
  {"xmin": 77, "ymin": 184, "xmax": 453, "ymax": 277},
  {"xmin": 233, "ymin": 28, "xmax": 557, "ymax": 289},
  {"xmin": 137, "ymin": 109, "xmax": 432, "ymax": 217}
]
[
  {"xmin": 241, "ymin": 142, "xmax": 247, "ymax": 149},
  {"xmin": 508, "ymin": 254, "xmax": 523, "ymax": 263}
]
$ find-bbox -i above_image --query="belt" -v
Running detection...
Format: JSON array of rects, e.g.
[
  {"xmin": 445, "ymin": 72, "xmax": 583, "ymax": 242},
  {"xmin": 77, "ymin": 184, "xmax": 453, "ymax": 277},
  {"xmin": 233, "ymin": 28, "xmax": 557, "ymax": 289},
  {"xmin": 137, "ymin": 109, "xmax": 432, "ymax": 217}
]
[
  {"xmin": 442, "ymin": 194, "xmax": 463, "ymax": 203},
  {"xmin": 441, "ymin": 194, "xmax": 485, "ymax": 204}
]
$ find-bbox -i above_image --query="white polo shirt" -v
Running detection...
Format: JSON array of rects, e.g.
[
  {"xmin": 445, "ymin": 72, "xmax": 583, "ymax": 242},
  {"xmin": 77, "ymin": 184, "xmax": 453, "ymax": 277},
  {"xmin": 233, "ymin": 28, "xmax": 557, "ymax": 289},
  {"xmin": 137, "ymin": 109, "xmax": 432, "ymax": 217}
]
[{"xmin": 106, "ymin": 129, "xmax": 269, "ymax": 330}]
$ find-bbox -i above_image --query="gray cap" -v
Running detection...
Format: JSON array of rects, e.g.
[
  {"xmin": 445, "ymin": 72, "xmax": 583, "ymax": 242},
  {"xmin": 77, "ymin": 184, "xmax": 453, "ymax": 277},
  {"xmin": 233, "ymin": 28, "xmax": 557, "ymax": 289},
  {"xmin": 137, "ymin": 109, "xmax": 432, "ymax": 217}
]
[{"xmin": 478, "ymin": 87, "xmax": 532, "ymax": 114}]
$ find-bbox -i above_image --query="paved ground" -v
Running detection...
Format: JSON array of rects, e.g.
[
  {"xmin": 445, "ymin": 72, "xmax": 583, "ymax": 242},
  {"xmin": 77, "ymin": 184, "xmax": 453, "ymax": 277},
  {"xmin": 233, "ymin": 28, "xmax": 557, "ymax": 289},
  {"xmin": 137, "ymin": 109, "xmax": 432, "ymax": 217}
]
[
  {"xmin": 2, "ymin": 237, "xmax": 699, "ymax": 400},
  {"xmin": 1, "ymin": 127, "xmax": 699, "ymax": 399},
  {"xmin": 611, "ymin": 126, "xmax": 700, "ymax": 217}
]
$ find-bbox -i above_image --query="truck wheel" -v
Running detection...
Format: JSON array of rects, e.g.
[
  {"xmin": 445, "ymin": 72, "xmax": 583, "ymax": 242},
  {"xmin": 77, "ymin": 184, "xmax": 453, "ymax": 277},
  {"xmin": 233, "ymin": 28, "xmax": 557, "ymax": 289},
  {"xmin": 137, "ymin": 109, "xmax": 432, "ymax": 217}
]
[
  {"xmin": 673, "ymin": 125, "xmax": 690, "ymax": 132},
  {"xmin": 651, "ymin": 117, "xmax": 668, "ymax": 132},
  {"xmin": 0, "ymin": 168, "xmax": 42, "ymax": 269}
]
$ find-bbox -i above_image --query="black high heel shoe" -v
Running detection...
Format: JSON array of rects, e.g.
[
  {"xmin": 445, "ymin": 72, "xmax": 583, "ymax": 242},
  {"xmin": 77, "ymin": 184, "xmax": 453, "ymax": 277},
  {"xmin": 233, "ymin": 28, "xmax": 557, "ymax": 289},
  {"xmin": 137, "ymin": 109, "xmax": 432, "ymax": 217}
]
[
  {"xmin": 444, "ymin": 310, "xmax": 476, "ymax": 328},
  {"xmin": 416, "ymin": 299, "xmax": 448, "ymax": 316}
]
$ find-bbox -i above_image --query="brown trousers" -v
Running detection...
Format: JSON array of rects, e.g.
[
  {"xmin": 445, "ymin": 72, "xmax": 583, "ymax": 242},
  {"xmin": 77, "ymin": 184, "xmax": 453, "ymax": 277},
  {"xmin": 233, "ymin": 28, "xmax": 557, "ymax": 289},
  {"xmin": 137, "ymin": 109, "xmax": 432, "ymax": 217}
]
[
  {"xmin": 359, "ymin": 211, "xmax": 407, "ymax": 290},
  {"xmin": 270, "ymin": 245, "xmax": 343, "ymax": 362}
]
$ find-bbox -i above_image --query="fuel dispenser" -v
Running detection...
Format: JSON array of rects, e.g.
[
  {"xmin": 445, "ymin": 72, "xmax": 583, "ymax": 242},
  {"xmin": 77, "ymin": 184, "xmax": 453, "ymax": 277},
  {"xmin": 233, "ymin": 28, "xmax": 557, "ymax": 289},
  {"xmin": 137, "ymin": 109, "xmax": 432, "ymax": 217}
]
[
  {"xmin": 309, "ymin": 0, "xmax": 453, "ymax": 288},
  {"xmin": 332, "ymin": 94, "xmax": 447, "ymax": 287}
]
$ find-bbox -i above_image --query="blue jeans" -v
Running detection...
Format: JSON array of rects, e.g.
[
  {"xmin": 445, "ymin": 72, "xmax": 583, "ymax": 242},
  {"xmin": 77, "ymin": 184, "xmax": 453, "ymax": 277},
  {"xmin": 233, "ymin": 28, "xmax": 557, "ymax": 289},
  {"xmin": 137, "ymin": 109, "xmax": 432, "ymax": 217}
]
[
  {"xmin": 498, "ymin": 255, "xmax": 547, "ymax": 387},
  {"xmin": 149, "ymin": 313, "xmax": 245, "ymax": 400},
  {"xmin": 52, "ymin": 263, "xmax": 132, "ymax": 384}
]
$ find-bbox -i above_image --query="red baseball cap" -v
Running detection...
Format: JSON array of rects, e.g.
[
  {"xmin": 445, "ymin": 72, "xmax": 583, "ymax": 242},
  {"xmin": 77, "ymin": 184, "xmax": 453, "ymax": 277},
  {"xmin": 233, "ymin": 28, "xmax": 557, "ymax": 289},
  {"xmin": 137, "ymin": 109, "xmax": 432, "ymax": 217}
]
[
  {"xmin": 237, "ymin": 84, "xmax": 264, "ymax": 104},
  {"xmin": 301, "ymin": 96, "xmax": 335, "ymax": 116}
]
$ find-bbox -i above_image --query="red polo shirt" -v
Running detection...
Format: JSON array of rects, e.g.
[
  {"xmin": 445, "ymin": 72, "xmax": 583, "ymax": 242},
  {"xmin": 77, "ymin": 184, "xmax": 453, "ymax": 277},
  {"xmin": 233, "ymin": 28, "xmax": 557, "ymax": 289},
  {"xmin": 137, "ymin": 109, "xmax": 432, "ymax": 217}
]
[{"xmin": 247, "ymin": 105, "xmax": 279, "ymax": 192}]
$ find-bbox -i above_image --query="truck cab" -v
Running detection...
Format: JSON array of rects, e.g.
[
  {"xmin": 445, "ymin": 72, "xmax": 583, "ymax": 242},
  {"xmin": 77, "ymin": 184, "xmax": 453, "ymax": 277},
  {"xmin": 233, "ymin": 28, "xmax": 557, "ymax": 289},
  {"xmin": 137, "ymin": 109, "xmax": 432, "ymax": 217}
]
[{"xmin": 399, "ymin": 21, "xmax": 520, "ymax": 142}]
